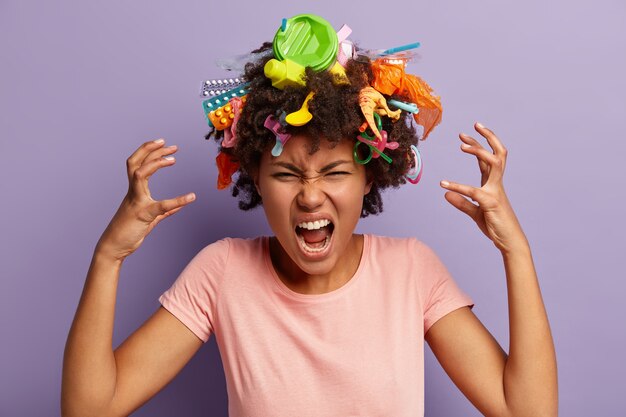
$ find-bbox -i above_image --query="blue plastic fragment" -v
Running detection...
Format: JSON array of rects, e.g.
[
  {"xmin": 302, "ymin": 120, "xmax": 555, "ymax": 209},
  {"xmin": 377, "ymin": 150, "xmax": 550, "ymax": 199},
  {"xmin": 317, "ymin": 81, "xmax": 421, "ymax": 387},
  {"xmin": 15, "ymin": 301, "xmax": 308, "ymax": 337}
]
[
  {"xmin": 388, "ymin": 99, "xmax": 419, "ymax": 114},
  {"xmin": 271, "ymin": 138, "xmax": 284, "ymax": 156},
  {"xmin": 379, "ymin": 42, "xmax": 421, "ymax": 56}
]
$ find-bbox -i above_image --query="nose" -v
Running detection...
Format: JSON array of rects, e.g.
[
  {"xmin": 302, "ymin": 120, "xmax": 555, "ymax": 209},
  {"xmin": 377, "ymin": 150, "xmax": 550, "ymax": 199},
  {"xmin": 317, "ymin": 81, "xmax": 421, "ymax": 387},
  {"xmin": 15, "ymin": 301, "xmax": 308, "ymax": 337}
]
[{"xmin": 296, "ymin": 179, "xmax": 327, "ymax": 211}]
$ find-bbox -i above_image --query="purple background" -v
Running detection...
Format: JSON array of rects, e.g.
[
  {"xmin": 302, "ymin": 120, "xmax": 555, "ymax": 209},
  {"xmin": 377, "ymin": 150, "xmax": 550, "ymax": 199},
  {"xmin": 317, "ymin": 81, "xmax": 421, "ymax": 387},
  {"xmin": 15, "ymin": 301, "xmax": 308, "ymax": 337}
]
[{"xmin": 1, "ymin": 0, "xmax": 625, "ymax": 415}]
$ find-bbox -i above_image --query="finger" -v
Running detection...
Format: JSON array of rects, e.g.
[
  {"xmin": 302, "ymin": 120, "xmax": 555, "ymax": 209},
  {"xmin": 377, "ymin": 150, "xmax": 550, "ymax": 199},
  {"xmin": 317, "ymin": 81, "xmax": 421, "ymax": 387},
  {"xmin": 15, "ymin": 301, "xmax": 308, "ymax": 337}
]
[
  {"xmin": 131, "ymin": 154, "xmax": 177, "ymax": 196},
  {"xmin": 160, "ymin": 205, "xmax": 185, "ymax": 218},
  {"xmin": 127, "ymin": 139, "xmax": 166, "ymax": 178},
  {"xmin": 143, "ymin": 145, "xmax": 178, "ymax": 165},
  {"xmin": 460, "ymin": 142, "xmax": 503, "ymax": 184},
  {"xmin": 146, "ymin": 192, "xmax": 196, "ymax": 220},
  {"xmin": 440, "ymin": 180, "xmax": 484, "ymax": 204},
  {"xmin": 151, "ymin": 206, "xmax": 185, "ymax": 227},
  {"xmin": 459, "ymin": 133, "xmax": 490, "ymax": 176},
  {"xmin": 474, "ymin": 122, "xmax": 507, "ymax": 157},
  {"xmin": 145, "ymin": 203, "xmax": 191, "ymax": 236},
  {"xmin": 443, "ymin": 191, "xmax": 480, "ymax": 220},
  {"xmin": 459, "ymin": 132, "xmax": 486, "ymax": 148}
]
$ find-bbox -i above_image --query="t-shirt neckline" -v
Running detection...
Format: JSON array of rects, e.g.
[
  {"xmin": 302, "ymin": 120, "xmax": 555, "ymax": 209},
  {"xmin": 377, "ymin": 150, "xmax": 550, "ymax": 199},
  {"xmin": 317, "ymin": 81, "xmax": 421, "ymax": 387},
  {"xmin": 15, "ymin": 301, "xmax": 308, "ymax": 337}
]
[{"xmin": 263, "ymin": 234, "xmax": 370, "ymax": 302}]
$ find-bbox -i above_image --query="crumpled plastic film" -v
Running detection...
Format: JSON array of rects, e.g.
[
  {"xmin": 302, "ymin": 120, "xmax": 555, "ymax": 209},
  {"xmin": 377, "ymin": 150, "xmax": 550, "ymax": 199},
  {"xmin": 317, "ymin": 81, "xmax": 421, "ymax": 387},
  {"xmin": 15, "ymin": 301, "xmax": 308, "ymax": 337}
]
[
  {"xmin": 371, "ymin": 60, "xmax": 443, "ymax": 140},
  {"xmin": 216, "ymin": 151, "xmax": 240, "ymax": 190},
  {"xmin": 222, "ymin": 96, "xmax": 245, "ymax": 148}
]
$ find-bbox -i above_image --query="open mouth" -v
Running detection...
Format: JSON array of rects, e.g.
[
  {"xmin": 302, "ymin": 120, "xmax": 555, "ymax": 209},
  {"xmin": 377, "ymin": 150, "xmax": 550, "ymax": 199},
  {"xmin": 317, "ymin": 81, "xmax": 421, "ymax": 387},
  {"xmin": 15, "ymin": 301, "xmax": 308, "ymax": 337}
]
[{"xmin": 295, "ymin": 219, "xmax": 335, "ymax": 253}]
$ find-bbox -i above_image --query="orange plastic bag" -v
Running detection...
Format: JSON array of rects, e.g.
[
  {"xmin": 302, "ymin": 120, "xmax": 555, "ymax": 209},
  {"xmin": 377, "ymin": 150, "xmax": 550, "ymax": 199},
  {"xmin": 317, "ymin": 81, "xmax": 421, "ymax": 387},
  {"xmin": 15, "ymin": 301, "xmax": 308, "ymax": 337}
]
[
  {"xmin": 371, "ymin": 59, "xmax": 443, "ymax": 140},
  {"xmin": 216, "ymin": 151, "xmax": 240, "ymax": 190}
]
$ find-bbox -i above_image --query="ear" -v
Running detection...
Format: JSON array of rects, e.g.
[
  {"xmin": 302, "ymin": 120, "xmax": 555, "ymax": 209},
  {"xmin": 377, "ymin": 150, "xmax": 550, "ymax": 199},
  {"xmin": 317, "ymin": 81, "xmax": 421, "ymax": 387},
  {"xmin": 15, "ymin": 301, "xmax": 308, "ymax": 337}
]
[
  {"xmin": 252, "ymin": 167, "xmax": 262, "ymax": 196},
  {"xmin": 364, "ymin": 173, "xmax": 373, "ymax": 195}
]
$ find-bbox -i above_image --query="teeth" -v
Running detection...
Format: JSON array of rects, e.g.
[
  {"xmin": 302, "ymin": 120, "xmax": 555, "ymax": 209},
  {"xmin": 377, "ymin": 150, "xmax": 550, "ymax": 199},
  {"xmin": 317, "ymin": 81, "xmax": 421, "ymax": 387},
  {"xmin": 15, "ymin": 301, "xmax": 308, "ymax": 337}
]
[{"xmin": 297, "ymin": 219, "xmax": 331, "ymax": 230}]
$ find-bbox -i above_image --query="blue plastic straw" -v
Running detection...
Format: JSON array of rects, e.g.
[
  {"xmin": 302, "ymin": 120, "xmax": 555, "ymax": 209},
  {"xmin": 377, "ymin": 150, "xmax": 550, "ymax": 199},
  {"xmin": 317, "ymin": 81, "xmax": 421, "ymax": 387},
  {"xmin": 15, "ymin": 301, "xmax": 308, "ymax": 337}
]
[
  {"xmin": 379, "ymin": 42, "xmax": 421, "ymax": 56},
  {"xmin": 388, "ymin": 99, "xmax": 419, "ymax": 114}
]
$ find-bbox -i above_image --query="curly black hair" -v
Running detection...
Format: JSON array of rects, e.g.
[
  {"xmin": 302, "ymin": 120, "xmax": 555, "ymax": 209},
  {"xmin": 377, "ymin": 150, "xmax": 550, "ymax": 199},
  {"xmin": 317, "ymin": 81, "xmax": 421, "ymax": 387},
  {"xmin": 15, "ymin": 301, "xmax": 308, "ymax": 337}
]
[{"xmin": 207, "ymin": 42, "xmax": 421, "ymax": 217}]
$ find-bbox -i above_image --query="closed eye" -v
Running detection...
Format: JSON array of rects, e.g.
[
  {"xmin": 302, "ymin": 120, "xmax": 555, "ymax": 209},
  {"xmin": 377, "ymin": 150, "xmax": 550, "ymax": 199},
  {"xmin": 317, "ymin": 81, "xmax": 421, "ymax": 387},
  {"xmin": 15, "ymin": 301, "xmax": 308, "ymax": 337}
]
[
  {"xmin": 272, "ymin": 172, "xmax": 299, "ymax": 179},
  {"xmin": 326, "ymin": 171, "xmax": 350, "ymax": 176}
]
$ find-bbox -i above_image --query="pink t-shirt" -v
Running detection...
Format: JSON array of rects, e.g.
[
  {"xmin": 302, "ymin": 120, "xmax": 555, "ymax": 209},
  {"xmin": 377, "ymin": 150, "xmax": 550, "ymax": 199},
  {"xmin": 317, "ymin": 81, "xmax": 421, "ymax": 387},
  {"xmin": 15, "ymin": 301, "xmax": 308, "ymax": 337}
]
[{"xmin": 158, "ymin": 235, "xmax": 474, "ymax": 416}]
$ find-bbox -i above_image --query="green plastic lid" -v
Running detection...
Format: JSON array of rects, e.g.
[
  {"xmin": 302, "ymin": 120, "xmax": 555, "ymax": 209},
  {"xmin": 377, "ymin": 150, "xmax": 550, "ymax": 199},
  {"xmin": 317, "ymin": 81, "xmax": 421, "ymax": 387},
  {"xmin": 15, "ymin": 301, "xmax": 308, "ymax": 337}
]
[{"xmin": 272, "ymin": 14, "xmax": 338, "ymax": 72}]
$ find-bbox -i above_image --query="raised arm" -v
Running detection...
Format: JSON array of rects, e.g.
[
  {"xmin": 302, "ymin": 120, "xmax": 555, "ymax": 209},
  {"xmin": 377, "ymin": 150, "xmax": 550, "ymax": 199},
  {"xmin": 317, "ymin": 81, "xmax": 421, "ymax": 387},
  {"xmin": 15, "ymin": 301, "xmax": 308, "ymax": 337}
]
[
  {"xmin": 62, "ymin": 139, "xmax": 201, "ymax": 417},
  {"xmin": 426, "ymin": 123, "xmax": 557, "ymax": 417}
]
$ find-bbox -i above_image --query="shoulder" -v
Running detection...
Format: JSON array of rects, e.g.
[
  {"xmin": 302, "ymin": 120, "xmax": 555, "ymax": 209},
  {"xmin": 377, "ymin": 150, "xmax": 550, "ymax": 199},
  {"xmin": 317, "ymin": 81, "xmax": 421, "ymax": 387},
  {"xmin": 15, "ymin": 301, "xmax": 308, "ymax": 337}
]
[
  {"xmin": 189, "ymin": 236, "xmax": 267, "ymax": 276},
  {"xmin": 366, "ymin": 234, "xmax": 448, "ymax": 274},
  {"xmin": 172, "ymin": 237, "xmax": 265, "ymax": 292},
  {"xmin": 366, "ymin": 233, "xmax": 431, "ymax": 255},
  {"xmin": 196, "ymin": 237, "xmax": 230, "ymax": 257},
  {"xmin": 194, "ymin": 236, "xmax": 263, "ymax": 260}
]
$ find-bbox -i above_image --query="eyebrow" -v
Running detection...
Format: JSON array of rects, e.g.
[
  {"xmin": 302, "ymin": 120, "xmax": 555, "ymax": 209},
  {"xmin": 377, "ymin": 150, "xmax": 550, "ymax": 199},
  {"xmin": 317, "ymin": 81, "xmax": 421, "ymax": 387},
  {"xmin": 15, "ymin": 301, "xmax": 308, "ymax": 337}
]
[{"xmin": 271, "ymin": 160, "xmax": 352, "ymax": 174}]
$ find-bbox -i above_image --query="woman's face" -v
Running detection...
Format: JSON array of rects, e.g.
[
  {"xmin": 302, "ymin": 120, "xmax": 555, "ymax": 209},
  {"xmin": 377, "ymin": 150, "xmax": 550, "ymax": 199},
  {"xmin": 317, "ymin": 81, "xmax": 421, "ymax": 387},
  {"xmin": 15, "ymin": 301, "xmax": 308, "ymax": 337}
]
[{"xmin": 255, "ymin": 135, "xmax": 372, "ymax": 278}]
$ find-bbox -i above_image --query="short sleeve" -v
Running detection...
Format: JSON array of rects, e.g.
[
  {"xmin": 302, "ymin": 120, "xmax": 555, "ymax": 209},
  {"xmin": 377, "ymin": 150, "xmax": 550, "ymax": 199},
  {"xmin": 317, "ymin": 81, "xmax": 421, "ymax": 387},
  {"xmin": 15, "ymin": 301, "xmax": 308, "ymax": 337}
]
[
  {"xmin": 415, "ymin": 240, "xmax": 474, "ymax": 336},
  {"xmin": 158, "ymin": 238, "xmax": 230, "ymax": 343}
]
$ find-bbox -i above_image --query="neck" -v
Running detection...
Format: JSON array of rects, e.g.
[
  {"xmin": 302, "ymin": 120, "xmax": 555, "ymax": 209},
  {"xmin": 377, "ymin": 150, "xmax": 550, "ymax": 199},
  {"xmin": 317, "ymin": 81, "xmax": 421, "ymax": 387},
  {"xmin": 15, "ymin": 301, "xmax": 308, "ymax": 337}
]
[{"xmin": 269, "ymin": 234, "xmax": 364, "ymax": 295}]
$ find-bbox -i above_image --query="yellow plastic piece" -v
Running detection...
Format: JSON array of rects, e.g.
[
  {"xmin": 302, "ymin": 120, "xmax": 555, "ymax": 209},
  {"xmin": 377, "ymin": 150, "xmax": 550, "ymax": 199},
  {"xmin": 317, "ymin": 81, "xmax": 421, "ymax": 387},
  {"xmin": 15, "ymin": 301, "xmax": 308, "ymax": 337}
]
[
  {"xmin": 329, "ymin": 61, "xmax": 349, "ymax": 85},
  {"xmin": 264, "ymin": 58, "xmax": 306, "ymax": 90},
  {"xmin": 285, "ymin": 91, "xmax": 315, "ymax": 126}
]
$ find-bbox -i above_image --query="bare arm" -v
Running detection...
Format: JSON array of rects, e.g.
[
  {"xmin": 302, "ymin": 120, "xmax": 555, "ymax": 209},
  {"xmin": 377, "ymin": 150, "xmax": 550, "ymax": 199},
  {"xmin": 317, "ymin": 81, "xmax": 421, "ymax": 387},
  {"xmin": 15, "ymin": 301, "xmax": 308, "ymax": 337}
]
[
  {"xmin": 62, "ymin": 139, "xmax": 199, "ymax": 417},
  {"xmin": 62, "ymin": 251, "xmax": 122, "ymax": 416},
  {"xmin": 428, "ymin": 123, "xmax": 557, "ymax": 416},
  {"xmin": 501, "ymin": 243, "xmax": 557, "ymax": 416},
  {"xmin": 426, "ymin": 242, "xmax": 557, "ymax": 417},
  {"xmin": 109, "ymin": 306, "xmax": 203, "ymax": 416}
]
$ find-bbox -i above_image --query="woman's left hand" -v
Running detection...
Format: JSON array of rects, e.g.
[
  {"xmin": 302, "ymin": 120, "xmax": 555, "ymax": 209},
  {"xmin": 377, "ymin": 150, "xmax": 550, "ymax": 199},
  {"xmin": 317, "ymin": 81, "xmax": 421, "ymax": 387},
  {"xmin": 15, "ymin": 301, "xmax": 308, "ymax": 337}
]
[{"xmin": 440, "ymin": 122, "xmax": 528, "ymax": 254}]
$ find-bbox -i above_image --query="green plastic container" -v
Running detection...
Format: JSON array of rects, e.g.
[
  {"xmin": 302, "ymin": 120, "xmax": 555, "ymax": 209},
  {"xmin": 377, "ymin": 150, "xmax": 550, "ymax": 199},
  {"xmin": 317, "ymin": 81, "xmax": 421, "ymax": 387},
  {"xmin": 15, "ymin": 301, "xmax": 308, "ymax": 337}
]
[{"xmin": 272, "ymin": 14, "xmax": 338, "ymax": 72}]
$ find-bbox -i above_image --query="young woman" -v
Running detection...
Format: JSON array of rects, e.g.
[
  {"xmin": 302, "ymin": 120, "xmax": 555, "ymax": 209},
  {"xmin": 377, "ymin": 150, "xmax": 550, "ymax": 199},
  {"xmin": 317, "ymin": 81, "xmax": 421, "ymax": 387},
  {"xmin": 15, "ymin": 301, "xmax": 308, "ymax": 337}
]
[{"xmin": 62, "ymin": 15, "xmax": 557, "ymax": 417}]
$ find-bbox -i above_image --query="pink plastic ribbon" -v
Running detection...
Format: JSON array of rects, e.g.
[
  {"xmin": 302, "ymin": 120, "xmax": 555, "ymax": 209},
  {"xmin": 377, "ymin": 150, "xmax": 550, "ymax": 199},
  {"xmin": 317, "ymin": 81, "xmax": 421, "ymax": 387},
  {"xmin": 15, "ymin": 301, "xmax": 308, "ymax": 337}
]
[
  {"xmin": 264, "ymin": 115, "xmax": 292, "ymax": 156},
  {"xmin": 336, "ymin": 24, "xmax": 353, "ymax": 67},
  {"xmin": 221, "ymin": 97, "xmax": 244, "ymax": 148}
]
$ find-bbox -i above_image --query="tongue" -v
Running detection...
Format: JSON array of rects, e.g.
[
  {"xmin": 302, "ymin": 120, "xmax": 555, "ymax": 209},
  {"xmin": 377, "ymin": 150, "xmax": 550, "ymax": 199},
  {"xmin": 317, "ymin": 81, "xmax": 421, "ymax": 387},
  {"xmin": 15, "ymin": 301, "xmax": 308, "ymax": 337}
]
[{"xmin": 299, "ymin": 225, "xmax": 331, "ymax": 244}]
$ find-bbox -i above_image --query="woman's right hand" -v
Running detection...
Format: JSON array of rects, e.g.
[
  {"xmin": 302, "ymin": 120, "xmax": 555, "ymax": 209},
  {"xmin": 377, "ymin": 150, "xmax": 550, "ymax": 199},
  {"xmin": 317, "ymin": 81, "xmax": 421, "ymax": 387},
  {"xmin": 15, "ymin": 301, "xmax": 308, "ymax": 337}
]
[{"xmin": 95, "ymin": 139, "xmax": 196, "ymax": 262}]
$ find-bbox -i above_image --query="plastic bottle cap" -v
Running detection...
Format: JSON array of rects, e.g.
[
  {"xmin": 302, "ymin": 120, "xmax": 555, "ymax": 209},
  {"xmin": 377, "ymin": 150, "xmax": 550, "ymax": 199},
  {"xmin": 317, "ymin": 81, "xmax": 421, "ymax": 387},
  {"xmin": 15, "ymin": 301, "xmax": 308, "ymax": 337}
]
[{"xmin": 264, "ymin": 59, "xmax": 286, "ymax": 79}]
